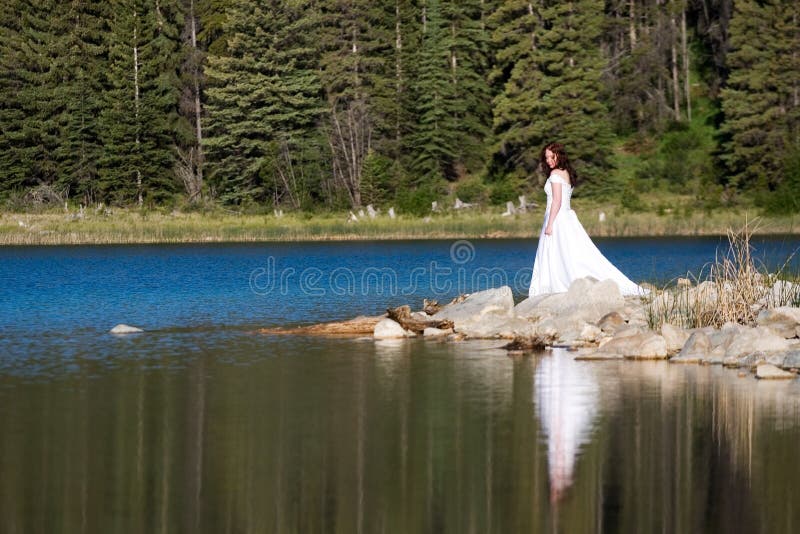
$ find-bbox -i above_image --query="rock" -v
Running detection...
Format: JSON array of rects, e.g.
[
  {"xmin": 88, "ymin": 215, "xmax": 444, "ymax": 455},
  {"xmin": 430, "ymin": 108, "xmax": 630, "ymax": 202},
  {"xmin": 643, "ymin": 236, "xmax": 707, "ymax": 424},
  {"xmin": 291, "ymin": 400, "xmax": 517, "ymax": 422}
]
[
  {"xmin": 374, "ymin": 318, "xmax": 414, "ymax": 339},
  {"xmin": 662, "ymin": 323, "xmax": 690, "ymax": 353},
  {"xmin": 670, "ymin": 353, "xmax": 705, "ymax": 364},
  {"xmin": 574, "ymin": 351, "xmax": 624, "ymax": 361},
  {"xmin": 598, "ymin": 311, "xmax": 626, "ymax": 333},
  {"xmin": 578, "ymin": 323, "xmax": 603, "ymax": 343},
  {"xmin": 724, "ymin": 326, "xmax": 792, "ymax": 359},
  {"xmin": 755, "ymin": 363, "xmax": 796, "ymax": 380},
  {"xmin": 759, "ymin": 280, "xmax": 799, "ymax": 307},
  {"xmin": 610, "ymin": 325, "xmax": 644, "ymax": 339},
  {"xmin": 434, "ymin": 286, "xmax": 515, "ymax": 327},
  {"xmin": 455, "ymin": 316, "xmax": 538, "ymax": 339},
  {"xmin": 110, "ymin": 324, "xmax": 144, "ymax": 334},
  {"xmin": 601, "ymin": 332, "xmax": 668, "ymax": 359},
  {"xmin": 672, "ymin": 331, "xmax": 711, "ymax": 363},
  {"xmin": 423, "ymin": 327, "xmax": 453, "ymax": 337},
  {"xmin": 706, "ymin": 345, "xmax": 726, "ymax": 365},
  {"xmin": 781, "ymin": 349, "xmax": 800, "ymax": 370},
  {"xmin": 708, "ymin": 324, "xmax": 741, "ymax": 350},
  {"xmin": 736, "ymin": 352, "xmax": 769, "ymax": 370},
  {"xmin": 514, "ymin": 294, "xmax": 555, "ymax": 319},
  {"xmin": 515, "ymin": 278, "xmax": 625, "ymax": 326},
  {"xmin": 756, "ymin": 307, "xmax": 800, "ymax": 338}
]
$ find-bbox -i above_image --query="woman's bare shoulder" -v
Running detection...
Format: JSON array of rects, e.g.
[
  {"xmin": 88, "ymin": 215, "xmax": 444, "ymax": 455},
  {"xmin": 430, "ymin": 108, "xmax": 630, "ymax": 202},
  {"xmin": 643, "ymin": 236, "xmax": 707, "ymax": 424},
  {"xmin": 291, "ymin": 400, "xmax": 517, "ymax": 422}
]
[{"xmin": 549, "ymin": 169, "xmax": 571, "ymax": 185}]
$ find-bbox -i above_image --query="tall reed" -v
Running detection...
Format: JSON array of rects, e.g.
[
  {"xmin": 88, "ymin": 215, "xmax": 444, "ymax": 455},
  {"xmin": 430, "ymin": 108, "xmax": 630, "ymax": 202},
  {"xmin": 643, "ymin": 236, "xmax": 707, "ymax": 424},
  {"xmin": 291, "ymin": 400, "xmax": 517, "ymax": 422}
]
[{"xmin": 645, "ymin": 219, "xmax": 800, "ymax": 330}]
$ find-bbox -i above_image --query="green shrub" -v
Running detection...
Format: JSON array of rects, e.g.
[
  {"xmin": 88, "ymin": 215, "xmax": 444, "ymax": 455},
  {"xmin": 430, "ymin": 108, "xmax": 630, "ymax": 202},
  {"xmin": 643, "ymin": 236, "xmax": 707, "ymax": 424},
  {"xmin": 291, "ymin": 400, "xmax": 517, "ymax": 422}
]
[
  {"xmin": 454, "ymin": 176, "xmax": 489, "ymax": 203},
  {"xmin": 395, "ymin": 183, "xmax": 443, "ymax": 216},
  {"xmin": 759, "ymin": 148, "xmax": 800, "ymax": 215}
]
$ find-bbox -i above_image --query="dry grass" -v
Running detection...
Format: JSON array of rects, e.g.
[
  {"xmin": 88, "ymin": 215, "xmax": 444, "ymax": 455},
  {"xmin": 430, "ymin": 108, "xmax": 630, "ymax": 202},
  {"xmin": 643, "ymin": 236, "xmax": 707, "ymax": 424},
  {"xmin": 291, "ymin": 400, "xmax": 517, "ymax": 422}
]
[
  {"xmin": 645, "ymin": 219, "xmax": 800, "ymax": 330},
  {"xmin": 1, "ymin": 201, "xmax": 798, "ymax": 245}
]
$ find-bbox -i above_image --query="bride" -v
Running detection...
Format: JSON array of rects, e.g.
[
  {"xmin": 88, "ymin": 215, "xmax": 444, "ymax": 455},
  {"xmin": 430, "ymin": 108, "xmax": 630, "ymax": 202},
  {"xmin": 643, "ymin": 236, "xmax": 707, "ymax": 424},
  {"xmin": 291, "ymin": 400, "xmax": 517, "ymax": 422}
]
[{"xmin": 529, "ymin": 142, "xmax": 646, "ymax": 297}]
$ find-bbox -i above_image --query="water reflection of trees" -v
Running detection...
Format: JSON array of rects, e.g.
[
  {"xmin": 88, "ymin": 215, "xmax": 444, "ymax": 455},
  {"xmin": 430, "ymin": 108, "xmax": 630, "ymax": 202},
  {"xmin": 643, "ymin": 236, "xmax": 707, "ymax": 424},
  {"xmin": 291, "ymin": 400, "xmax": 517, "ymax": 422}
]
[{"xmin": 0, "ymin": 343, "xmax": 799, "ymax": 532}]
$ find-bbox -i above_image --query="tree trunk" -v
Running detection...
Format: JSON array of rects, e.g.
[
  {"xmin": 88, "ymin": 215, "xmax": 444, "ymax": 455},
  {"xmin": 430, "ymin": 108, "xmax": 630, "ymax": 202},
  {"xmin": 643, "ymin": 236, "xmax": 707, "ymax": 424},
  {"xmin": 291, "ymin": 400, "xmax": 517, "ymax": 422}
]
[
  {"xmin": 133, "ymin": 14, "xmax": 142, "ymax": 207},
  {"xmin": 189, "ymin": 0, "xmax": 204, "ymax": 195},
  {"xmin": 629, "ymin": 0, "xmax": 637, "ymax": 49},
  {"xmin": 528, "ymin": 3, "xmax": 537, "ymax": 52},
  {"xmin": 395, "ymin": 0, "xmax": 402, "ymax": 153},
  {"xmin": 671, "ymin": 16, "xmax": 680, "ymax": 120},
  {"xmin": 682, "ymin": 8, "xmax": 691, "ymax": 121}
]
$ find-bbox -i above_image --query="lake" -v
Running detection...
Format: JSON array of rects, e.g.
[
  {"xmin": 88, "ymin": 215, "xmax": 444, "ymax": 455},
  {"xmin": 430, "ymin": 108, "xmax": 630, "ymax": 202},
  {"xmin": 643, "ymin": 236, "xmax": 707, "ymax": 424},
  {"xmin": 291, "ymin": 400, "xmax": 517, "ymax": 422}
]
[{"xmin": 1, "ymin": 237, "xmax": 799, "ymax": 532}]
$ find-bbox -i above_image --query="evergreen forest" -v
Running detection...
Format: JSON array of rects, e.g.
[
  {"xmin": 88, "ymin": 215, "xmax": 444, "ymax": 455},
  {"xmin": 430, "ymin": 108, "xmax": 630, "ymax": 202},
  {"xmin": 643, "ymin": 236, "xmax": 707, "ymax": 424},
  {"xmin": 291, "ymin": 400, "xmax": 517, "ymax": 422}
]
[{"xmin": 1, "ymin": 0, "xmax": 798, "ymax": 215}]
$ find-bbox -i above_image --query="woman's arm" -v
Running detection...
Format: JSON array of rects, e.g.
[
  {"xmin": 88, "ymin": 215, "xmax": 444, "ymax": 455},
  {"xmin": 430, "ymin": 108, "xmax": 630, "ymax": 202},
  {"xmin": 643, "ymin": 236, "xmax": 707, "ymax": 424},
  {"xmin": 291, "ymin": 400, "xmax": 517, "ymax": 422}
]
[{"xmin": 545, "ymin": 182, "xmax": 562, "ymax": 235}]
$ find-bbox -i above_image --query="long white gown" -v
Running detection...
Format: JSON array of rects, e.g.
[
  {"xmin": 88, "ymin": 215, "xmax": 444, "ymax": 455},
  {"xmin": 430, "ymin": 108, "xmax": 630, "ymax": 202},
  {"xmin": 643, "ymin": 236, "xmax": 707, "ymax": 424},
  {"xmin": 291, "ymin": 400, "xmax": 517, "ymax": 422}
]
[{"xmin": 529, "ymin": 173, "xmax": 646, "ymax": 297}]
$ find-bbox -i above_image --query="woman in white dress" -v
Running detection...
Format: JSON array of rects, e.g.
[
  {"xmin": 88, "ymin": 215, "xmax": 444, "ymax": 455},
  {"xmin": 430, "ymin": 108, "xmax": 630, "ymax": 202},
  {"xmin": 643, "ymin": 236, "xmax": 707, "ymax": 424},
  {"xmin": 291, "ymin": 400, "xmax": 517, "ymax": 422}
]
[{"xmin": 529, "ymin": 142, "xmax": 646, "ymax": 297}]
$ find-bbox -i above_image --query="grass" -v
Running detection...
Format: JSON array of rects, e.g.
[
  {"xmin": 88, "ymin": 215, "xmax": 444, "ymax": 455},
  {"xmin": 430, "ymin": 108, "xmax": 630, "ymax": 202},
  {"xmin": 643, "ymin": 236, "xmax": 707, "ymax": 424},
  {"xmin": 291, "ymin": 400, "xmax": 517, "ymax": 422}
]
[
  {"xmin": 644, "ymin": 220, "xmax": 800, "ymax": 330},
  {"xmin": 1, "ymin": 195, "xmax": 798, "ymax": 245}
]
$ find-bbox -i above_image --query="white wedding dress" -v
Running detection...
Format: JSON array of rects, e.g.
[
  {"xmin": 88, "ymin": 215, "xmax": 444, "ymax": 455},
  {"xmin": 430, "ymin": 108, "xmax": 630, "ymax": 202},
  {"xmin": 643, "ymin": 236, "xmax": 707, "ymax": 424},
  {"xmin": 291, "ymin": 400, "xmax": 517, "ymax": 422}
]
[{"xmin": 529, "ymin": 173, "xmax": 646, "ymax": 297}]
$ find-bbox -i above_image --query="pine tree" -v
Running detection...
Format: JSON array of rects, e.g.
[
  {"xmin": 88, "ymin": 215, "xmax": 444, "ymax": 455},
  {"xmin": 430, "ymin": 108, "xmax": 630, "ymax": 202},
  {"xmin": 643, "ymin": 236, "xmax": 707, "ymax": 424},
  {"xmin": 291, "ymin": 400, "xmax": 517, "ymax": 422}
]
[
  {"xmin": 489, "ymin": 0, "xmax": 545, "ymax": 175},
  {"xmin": 204, "ymin": 0, "xmax": 324, "ymax": 206},
  {"xmin": 0, "ymin": 0, "xmax": 62, "ymax": 193},
  {"xmin": 490, "ymin": 0, "xmax": 612, "ymax": 186},
  {"xmin": 720, "ymin": 0, "xmax": 800, "ymax": 191},
  {"xmin": 407, "ymin": 0, "xmax": 458, "ymax": 183},
  {"xmin": 99, "ymin": 0, "xmax": 187, "ymax": 205},
  {"xmin": 441, "ymin": 0, "xmax": 492, "ymax": 175},
  {"xmin": 51, "ymin": 0, "xmax": 108, "ymax": 202}
]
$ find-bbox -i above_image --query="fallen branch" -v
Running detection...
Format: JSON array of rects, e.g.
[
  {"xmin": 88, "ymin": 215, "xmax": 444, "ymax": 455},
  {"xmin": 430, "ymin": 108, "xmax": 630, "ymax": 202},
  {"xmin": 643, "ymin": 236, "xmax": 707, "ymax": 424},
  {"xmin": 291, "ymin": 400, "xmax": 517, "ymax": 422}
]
[{"xmin": 386, "ymin": 305, "xmax": 454, "ymax": 334}]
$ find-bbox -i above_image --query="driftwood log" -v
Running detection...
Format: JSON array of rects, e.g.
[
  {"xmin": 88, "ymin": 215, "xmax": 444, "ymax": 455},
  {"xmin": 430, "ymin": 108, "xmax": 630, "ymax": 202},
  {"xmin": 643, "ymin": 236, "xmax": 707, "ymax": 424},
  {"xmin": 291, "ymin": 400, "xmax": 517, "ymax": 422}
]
[
  {"xmin": 386, "ymin": 305, "xmax": 454, "ymax": 335},
  {"xmin": 257, "ymin": 314, "xmax": 385, "ymax": 336}
]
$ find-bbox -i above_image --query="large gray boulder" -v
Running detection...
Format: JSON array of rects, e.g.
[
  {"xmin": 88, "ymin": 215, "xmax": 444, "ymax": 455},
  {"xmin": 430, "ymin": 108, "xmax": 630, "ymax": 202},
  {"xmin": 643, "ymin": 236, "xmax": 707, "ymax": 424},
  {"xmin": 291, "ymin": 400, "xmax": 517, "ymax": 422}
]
[
  {"xmin": 756, "ymin": 363, "xmax": 796, "ymax": 380},
  {"xmin": 598, "ymin": 312, "xmax": 626, "ymax": 333},
  {"xmin": 662, "ymin": 323, "xmax": 690, "ymax": 353},
  {"xmin": 782, "ymin": 349, "xmax": 800, "ymax": 370},
  {"xmin": 671, "ymin": 331, "xmax": 711, "ymax": 363},
  {"xmin": 724, "ymin": 326, "xmax": 792, "ymax": 359},
  {"xmin": 515, "ymin": 277, "xmax": 625, "ymax": 324},
  {"xmin": 756, "ymin": 307, "xmax": 800, "ymax": 338},
  {"xmin": 455, "ymin": 316, "xmax": 538, "ymax": 339},
  {"xmin": 600, "ymin": 331, "xmax": 668, "ymax": 359},
  {"xmin": 434, "ymin": 286, "xmax": 515, "ymax": 327}
]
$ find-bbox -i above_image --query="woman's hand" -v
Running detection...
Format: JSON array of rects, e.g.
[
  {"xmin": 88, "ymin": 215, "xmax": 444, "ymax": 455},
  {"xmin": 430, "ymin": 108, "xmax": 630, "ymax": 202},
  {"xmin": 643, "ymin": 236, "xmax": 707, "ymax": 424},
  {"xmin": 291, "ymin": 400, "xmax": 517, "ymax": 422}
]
[{"xmin": 544, "ymin": 225, "xmax": 553, "ymax": 236}]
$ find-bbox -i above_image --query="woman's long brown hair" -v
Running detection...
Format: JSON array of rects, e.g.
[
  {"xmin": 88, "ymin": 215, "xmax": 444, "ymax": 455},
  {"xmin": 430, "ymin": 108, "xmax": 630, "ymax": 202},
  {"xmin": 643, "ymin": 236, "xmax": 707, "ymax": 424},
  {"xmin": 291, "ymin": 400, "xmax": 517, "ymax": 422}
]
[{"xmin": 540, "ymin": 142, "xmax": 579, "ymax": 186}]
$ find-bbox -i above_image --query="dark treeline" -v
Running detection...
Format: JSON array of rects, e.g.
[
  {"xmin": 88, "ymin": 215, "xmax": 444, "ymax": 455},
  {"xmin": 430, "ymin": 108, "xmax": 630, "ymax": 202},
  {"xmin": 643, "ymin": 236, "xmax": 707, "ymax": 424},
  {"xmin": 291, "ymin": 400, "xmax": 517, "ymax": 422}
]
[{"xmin": 0, "ymin": 0, "xmax": 798, "ymax": 213}]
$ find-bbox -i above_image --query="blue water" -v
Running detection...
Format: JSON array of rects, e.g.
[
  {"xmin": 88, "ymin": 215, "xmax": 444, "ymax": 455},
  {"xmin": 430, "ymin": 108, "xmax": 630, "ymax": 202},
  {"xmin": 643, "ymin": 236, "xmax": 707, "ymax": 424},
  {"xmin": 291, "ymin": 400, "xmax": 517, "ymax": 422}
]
[
  {"xmin": 2, "ymin": 237, "xmax": 800, "ymax": 532},
  {"xmin": 1, "ymin": 237, "xmax": 798, "ymax": 365}
]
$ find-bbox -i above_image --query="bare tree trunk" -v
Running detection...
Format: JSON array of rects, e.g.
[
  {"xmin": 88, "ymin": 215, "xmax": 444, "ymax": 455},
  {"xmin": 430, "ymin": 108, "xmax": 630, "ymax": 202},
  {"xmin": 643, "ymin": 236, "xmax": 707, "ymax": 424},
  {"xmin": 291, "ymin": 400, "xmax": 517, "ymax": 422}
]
[
  {"xmin": 133, "ymin": 13, "xmax": 143, "ymax": 207},
  {"xmin": 629, "ymin": 0, "xmax": 637, "ymax": 49},
  {"xmin": 450, "ymin": 22, "xmax": 457, "ymax": 84},
  {"xmin": 671, "ymin": 16, "xmax": 681, "ymax": 120},
  {"xmin": 395, "ymin": 0, "xmax": 402, "ymax": 153},
  {"xmin": 528, "ymin": 3, "xmax": 537, "ymax": 52},
  {"xmin": 329, "ymin": 100, "xmax": 370, "ymax": 208},
  {"xmin": 276, "ymin": 140, "xmax": 300, "ymax": 209},
  {"xmin": 682, "ymin": 8, "xmax": 691, "ymax": 121},
  {"xmin": 189, "ymin": 0, "xmax": 203, "ymax": 196}
]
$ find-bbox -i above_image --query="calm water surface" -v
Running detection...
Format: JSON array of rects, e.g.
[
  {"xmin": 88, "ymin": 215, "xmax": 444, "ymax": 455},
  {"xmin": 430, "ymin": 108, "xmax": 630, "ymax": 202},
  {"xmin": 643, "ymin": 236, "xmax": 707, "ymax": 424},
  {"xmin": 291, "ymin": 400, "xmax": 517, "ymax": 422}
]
[{"xmin": 1, "ymin": 237, "xmax": 800, "ymax": 533}]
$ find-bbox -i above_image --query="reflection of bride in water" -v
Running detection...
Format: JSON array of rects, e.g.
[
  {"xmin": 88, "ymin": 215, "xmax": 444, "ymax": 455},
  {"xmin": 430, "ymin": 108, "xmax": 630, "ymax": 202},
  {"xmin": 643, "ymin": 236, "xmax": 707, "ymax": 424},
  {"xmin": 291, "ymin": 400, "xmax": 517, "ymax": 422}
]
[{"xmin": 535, "ymin": 348, "xmax": 600, "ymax": 502}]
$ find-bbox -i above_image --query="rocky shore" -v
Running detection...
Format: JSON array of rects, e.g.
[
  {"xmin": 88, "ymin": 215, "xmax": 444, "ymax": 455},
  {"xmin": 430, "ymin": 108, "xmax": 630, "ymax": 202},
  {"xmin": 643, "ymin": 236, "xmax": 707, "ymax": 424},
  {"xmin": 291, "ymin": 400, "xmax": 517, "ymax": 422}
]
[{"xmin": 367, "ymin": 277, "xmax": 800, "ymax": 380}]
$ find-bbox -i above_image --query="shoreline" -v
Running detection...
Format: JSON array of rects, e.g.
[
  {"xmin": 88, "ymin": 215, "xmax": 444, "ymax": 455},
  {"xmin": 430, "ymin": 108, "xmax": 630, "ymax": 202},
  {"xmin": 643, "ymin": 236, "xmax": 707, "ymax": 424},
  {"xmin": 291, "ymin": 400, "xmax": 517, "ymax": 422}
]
[{"xmin": 2, "ymin": 208, "xmax": 798, "ymax": 246}]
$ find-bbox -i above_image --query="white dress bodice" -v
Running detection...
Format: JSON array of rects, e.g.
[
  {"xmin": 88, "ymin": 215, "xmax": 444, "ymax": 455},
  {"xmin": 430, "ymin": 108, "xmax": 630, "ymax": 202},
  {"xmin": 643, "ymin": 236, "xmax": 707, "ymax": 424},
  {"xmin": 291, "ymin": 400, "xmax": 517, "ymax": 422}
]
[{"xmin": 544, "ymin": 173, "xmax": 573, "ymax": 213}]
